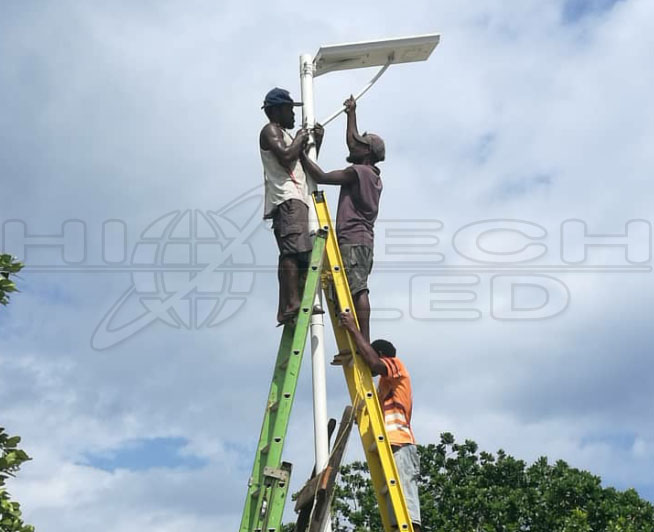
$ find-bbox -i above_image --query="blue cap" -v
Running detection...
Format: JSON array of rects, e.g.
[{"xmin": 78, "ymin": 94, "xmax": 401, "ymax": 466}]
[{"xmin": 262, "ymin": 87, "xmax": 303, "ymax": 109}]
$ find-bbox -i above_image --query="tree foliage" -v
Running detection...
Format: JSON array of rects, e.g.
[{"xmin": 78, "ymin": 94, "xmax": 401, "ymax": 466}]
[
  {"xmin": 1, "ymin": 256, "xmax": 33, "ymax": 532},
  {"xmin": 331, "ymin": 433, "xmax": 654, "ymax": 532},
  {"xmin": 0, "ymin": 255, "xmax": 23, "ymax": 306},
  {"xmin": 0, "ymin": 428, "xmax": 34, "ymax": 532}
]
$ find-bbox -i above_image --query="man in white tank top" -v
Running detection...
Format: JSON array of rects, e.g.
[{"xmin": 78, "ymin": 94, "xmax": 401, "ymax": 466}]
[{"xmin": 259, "ymin": 87, "xmax": 324, "ymax": 325}]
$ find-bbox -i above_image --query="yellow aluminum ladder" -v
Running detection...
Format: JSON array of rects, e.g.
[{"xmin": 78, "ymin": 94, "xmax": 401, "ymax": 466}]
[{"xmin": 312, "ymin": 190, "xmax": 414, "ymax": 532}]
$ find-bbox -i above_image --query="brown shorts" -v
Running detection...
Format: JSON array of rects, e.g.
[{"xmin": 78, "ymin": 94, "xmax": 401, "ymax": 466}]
[{"xmin": 272, "ymin": 199, "xmax": 312, "ymax": 258}]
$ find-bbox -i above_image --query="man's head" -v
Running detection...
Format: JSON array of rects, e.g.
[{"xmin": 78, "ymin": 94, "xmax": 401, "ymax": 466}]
[
  {"xmin": 371, "ymin": 339, "xmax": 396, "ymax": 358},
  {"xmin": 262, "ymin": 87, "xmax": 302, "ymax": 130},
  {"xmin": 347, "ymin": 132, "xmax": 386, "ymax": 165}
]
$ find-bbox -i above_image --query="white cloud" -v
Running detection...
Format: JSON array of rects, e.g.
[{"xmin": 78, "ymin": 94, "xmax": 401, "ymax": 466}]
[{"xmin": 1, "ymin": 0, "xmax": 653, "ymax": 530}]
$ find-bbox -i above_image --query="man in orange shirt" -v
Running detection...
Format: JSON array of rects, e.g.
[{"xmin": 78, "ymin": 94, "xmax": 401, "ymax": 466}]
[{"xmin": 339, "ymin": 311, "xmax": 422, "ymax": 532}]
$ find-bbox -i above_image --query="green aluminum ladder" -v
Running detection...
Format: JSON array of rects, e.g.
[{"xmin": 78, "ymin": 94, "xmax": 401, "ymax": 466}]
[{"xmin": 239, "ymin": 229, "xmax": 327, "ymax": 532}]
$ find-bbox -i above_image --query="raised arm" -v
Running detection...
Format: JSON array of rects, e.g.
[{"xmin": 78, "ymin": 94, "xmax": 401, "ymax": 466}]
[
  {"xmin": 260, "ymin": 124, "xmax": 309, "ymax": 172},
  {"xmin": 344, "ymin": 95, "xmax": 360, "ymax": 152},
  {"xmin": 339, "ymin": 311, "xmax": 387, "ymax": 376},
  {"xmin": 300, "ymin": 151, "xmax": 357, "ymax": 186}
]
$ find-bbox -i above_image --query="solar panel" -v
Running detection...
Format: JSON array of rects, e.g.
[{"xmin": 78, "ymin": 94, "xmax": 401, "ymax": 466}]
[{"xmin": 313, "ymin": 33, "xmax": 441, "ymax": 77}]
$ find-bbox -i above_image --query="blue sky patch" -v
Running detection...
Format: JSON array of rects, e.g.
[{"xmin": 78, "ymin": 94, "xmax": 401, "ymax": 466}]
[
  {"xmin": 581, "ymin": 431, "xmax": 636, "ymax": 451},
  {"xmin": 82, "ymin": 437, "xmax": 207, "ymax": 472},
  {"xmin": 495, "ymin": 174, "xmax": 553, "ymax": 200},
  {"xmin": 562, "ymin": 0, "xmax": 624, "ymax": 23}
]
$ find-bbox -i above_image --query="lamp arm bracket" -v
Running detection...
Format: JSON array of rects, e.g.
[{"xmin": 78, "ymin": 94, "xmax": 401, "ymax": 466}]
[{"xmin": 318, "ymin": 57, "xmax": 393, "ymax": 128}]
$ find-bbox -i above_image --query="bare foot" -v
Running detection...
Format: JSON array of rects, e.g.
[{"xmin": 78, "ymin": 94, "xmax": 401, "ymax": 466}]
[
  {"xmin": 277, "ymin": 305, "xmax": 300, "ymax": 327},
  {"xmin": 331, "ymin": 348, "xmax": 354, "ymax": 366}
]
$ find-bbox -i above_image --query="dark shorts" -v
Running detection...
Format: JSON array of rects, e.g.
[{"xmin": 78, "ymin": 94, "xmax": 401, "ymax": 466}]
[
  {"xmin": 340, "ymin": 244, "xmax": 373, "ymax": 296},
  {"xmin": 272, "ymin": 199, "xmax": 312, "ymax": 258}
]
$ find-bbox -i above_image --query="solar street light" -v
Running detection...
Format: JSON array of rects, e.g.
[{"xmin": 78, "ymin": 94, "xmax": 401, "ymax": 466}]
[{"xmin": 298, "ymin": 34, "xmax": 440, "ymax": 532}]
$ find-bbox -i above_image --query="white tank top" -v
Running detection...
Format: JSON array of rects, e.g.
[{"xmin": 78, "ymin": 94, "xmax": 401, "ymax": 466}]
[{"xmin": 260, "ymin": 127, "xmax": 311, "ymax": 219}]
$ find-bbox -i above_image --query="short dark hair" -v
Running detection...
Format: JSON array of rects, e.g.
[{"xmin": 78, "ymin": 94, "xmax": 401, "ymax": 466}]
[{"xmin": 371, "ymin": 339, "xmax": 396, "ymax": 358}]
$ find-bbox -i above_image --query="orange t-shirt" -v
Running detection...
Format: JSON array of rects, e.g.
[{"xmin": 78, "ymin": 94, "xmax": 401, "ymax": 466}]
[{"xmin": 378, "ymin": 357, "xmax": 415, "ymax": 446}]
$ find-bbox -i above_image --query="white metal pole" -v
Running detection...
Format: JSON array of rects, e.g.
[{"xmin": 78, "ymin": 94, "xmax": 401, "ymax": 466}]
[{"xmin": 300, "ymin": 53, "xmax": 332, "ymax": 532}]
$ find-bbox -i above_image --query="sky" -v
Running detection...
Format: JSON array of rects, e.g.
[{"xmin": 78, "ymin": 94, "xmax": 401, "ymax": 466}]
[{"xmin": 1, "ymin": 0, "xmax": 653, "ymax": 530}]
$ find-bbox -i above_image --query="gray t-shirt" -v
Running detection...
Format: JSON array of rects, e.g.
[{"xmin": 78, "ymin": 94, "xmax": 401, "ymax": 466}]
[{"xmin": 336, "ymin": 164, "xmax": 382, "ymax": 247}]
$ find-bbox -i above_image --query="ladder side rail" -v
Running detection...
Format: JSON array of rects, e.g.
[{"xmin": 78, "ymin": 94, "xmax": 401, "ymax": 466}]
[{"xmin": 240, "ymin": 326, "xmax": 295, "ymax": 532}]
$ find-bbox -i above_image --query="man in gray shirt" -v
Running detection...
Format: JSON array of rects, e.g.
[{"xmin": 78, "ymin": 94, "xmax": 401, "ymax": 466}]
[{"xmin": 301, "ymin": 96, "xmax": 384, "ymax": 341}]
